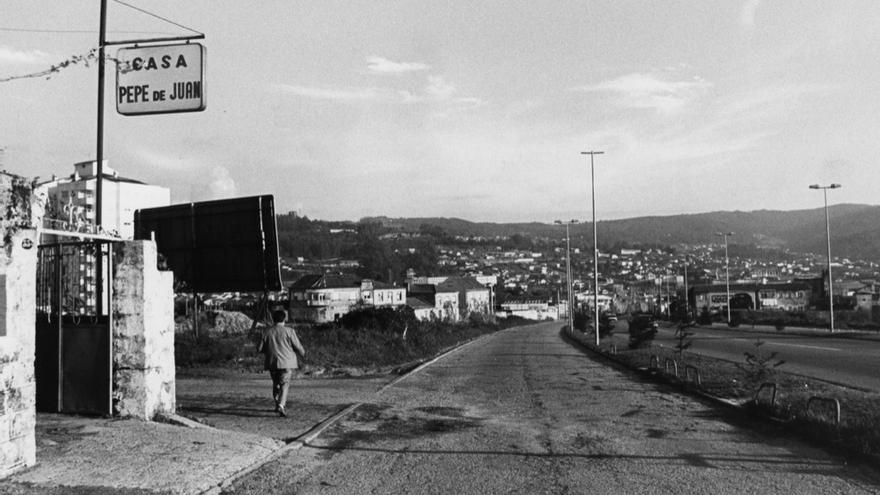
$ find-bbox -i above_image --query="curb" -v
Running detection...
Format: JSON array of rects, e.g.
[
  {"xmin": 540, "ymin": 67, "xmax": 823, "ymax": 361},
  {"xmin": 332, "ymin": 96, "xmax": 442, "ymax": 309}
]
[
  {"xmin": 156, "ymin": 412, "xmax": 216, "ymax": 430},
  {"xmin": 560, "ymin": 328, "xmax": 746, "ymax": 414}
]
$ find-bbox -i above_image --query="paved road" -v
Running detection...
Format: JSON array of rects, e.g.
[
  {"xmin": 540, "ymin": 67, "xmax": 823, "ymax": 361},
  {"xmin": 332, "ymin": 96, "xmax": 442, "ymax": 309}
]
[
  {"xmin": 226, "ymin": 321, "xmax": 880, "ymax": 494},
  {"xmin": 620, "ymin": 322, "xmax": 880, "ymax": 391}
]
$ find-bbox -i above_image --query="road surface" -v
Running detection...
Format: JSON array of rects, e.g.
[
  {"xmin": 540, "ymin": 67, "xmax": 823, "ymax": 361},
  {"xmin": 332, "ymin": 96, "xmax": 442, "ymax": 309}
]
[
  {"xmin": 625, "ymin": 322, "xmax": 880, "ymax": 391},
  {"xmin": 227, "ymin": 321, "xmax": 880, "ymax": 494}
]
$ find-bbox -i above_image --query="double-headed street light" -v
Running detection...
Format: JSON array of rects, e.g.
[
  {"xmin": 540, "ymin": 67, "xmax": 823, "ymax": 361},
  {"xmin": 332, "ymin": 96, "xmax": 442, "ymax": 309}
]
[
  {"xmin": 809, "ymin": 183, "xmax": 841, "ymax": 332},
  {"xmin": 715, "ymin": 232, "xmax": 734, "ymax": 324},
  {"xmin": 555, "ymin": 219, "xmax": 579, "ymax": 327}
]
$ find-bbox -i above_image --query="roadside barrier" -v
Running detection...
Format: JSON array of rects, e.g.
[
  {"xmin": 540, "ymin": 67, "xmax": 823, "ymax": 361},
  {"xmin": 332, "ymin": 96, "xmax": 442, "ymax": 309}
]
[
  {"xmin": 806, "ymin": 396, "xmax": 841, "ymax": 427},
  {"xmin": 664, "ymin": 358, "xmax": 679, "ymax": 377},
  {"xmin": 684, "ymin": 365, "xmax": 702, "ymax": 385},
  {"xmin": 753, "ymin": 382, "xmax": 778, "ymax": 410}
]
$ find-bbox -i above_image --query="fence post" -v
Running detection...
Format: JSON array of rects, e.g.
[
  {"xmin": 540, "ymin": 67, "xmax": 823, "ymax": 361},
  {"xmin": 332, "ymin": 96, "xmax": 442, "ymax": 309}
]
[
  {"xmin": 753, "ymin": 382, "xmax": 778, "ymax": 409},
  {"xmin": 806, "ymin": 396, "xmax": 841, "ymax": 427},
  {"xmin": 684, "ymin": 365, "xmax": 702, "ymax": 385},
  {"xmin": 664, "ymin": 358, "xmax": 679, "ymax": 377}
]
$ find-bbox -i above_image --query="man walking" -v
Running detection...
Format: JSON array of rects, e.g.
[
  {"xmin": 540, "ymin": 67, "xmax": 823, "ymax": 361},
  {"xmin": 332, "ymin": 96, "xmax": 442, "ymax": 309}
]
[{"xmin": 258, "ymin": 309, "xmax": 306, "ymax": 417}]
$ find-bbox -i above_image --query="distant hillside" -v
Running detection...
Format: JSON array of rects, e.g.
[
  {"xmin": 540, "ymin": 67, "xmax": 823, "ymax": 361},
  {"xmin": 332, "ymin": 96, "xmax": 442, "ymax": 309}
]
[{"xmin": 362, "ymin": 204, "xmax": 880, "ymax": 262}]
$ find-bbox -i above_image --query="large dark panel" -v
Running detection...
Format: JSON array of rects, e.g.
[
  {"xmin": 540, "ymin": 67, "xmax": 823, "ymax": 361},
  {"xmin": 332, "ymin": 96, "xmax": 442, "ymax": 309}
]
[{"xmin": 134, "ymin": 195, "xmax": 282, "ymax": 293}]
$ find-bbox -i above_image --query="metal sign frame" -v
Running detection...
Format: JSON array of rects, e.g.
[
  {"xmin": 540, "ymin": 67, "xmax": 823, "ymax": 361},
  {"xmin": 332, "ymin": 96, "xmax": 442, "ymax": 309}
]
[{"xmin": 116, "ymin": 42, "xmax": 206, "ymax": 116}]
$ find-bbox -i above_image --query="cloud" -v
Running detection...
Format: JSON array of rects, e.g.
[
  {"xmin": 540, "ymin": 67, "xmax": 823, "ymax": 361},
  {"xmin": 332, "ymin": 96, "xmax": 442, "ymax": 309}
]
[
  {"xmin": 274, "ymin": 76, "xmax": 484, "ymax": 112},
  {"xmin": 425, "ymin": 75, "xmax": 456, "ymax": 99},
  {"xmin": 741, "ymin": 0, "xmax": 761, "ymax": 30},
  {"xmin": 208, "ymin": 167, "xmax": 237, "ymax": 199},
  {"xmin": 366, "ymin": 56, "xmax": 429, "ymax": 74},
  {"xmin": 572, "ymin": 72, "xmax": 712, "ymax": 114},
  {"xmin": 0, "ymin": 45, "xmax": 50, "ymax": 65},
  {"xmin": 399, "ymin": 76, "xmax": 485, "ymax": 112},
  {"xmin": 273, "ymin": 83, "xmax": 378, "ymax": 101},
  {"xmin": 136, "ymin": 149, "xmax": 203, "ymax": 171}
]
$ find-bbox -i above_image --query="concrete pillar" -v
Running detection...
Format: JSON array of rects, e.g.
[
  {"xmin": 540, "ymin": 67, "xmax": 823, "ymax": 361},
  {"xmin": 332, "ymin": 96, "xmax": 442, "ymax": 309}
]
[
  {"xmin": 0, "ymin": 172, "xmax": 38, "ymax": 478},
  {"xmin": 112, "ymin": 240, "xmax": 175, "ymax": 419}
]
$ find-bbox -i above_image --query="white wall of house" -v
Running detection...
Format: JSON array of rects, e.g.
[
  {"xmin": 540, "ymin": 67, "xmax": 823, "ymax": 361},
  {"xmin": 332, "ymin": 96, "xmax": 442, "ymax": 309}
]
[{"xmin": 435, "ymin": 292, "xmax": 459, "ymax": 321}]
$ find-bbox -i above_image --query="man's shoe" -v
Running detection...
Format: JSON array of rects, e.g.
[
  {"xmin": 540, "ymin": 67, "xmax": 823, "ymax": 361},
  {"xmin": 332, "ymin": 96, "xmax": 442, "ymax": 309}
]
[{"xmin": 278, "ymin": 407, "xmax": 287, "ymax": 417}]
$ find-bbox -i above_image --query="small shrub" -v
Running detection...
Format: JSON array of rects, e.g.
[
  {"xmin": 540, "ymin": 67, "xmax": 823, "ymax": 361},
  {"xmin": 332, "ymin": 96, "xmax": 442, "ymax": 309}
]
[
  {"xmin": 738, "ymin": 339, "xmax": 785, "ymax": 383},
  {"xmin": 572, "ymin": 310, "xmax": 591, "ymax": 333},
  {"xmin": 697, "ymin": 307, "xmax": 713, "ymax": 325}
]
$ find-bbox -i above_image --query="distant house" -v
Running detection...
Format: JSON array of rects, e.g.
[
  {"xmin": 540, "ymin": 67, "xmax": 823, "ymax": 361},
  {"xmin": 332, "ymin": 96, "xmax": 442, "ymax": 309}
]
[
  {"xmin": 289, "ymin": 274, "xmax": 406, "ymax": 323},
  {"xmin": 499, "ymin": 298, "xmax": 557, "ymax": 320},
  {"xmin": 406, "ymin": 276, "xmax": 492, "ymax": 321},
  {"xmin": 406, "ymin": 296, "xmax": 435, "ymax": 321},
  {"xmin": 691, "ymin": 282, "xmax": 813, "ymax": 312}
]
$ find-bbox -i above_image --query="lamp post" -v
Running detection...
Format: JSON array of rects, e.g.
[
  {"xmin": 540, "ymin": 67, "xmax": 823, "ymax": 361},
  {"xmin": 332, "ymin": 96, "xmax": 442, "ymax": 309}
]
[
  {"xmin": 555, "ymin": 220, "xmax": 578, "ymax": 326},
  {"xmin": 581, "ymin": 150, "xmax": 604, "ymax": 346},
  {"xmin": 683, "ymin": 255, "xmax": 689, "ymax": 322},
  {"xmin": 809, "ymin": 183, "xmax": 841, "ymax": 332},
  {"xmin": 715, "ymin": 232, "xmax": 734, "ymax": 324}
]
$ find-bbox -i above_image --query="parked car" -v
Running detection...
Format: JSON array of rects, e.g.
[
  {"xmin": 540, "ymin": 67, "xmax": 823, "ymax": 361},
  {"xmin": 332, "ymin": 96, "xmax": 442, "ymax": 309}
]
[
  {"xmin": 598, "ymin": 311, "xmax": 617, "ymax": 337},
  {"xmin": 627, "ymin": 312, "xmax": 658, "ymax": 349}
]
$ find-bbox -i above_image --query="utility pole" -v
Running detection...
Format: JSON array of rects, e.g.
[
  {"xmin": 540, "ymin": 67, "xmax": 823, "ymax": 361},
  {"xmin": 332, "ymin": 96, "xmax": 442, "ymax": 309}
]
[
  {"xmin": 716, "ymin": 232, "xmax": 734, "ymax": 324},
  {"xmin": 581, "ymin": 151, "xmax": 603, "ymax": 346},
  {"xmin": 555, "ymin": 220, "xmax": 578, "ymax": 327},
  {"xmin": 683, "ymin": 255, "xmax": 689, "ymax": 321},
  {"xmin": 810, "ymin": 183, "xmax": 841, "ymax": 332},
  {"xmin": 95, "ymin": 0, "xmax": 107, "ymax": 316}
]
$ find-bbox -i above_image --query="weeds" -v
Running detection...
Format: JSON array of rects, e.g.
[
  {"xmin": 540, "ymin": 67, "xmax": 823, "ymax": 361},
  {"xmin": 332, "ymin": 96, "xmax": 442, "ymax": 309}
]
[{"xmin": 738, "ymin": 339, "xmax": 785, "ymax": 382}]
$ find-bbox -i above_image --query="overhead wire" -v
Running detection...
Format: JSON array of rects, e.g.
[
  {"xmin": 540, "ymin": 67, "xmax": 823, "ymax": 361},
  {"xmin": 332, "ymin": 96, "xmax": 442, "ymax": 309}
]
[
  {"xmin": 0, "ymin": 27, "xmax": 177, "ymax": 35},
  {"xmin": 1, "ymin": 1, "xmax": 203, "ymax": 83},
  {"xmin": 111, "ymin": 0, "xmax": 203, "ymax": 36}
]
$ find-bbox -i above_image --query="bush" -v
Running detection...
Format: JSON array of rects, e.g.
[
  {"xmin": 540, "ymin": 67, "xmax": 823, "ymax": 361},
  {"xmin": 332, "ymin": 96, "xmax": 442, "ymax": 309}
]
[
  {"xmin": 728, "ymin": 310, "xmax": 742, "ymax": 328},
  {"xmin": 176, "ymin": 309, "xmax": 523, "ymax": 371},
  {"xmin": 697, "ymin": 307, "xmax": 713, "ymax": 325},
  {"xmin": 572, "ymin": 310, "xmax": 591, "ymax": 333}
]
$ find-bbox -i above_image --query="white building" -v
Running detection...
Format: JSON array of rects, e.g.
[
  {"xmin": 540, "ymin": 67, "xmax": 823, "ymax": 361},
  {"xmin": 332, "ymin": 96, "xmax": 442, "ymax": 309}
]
[{"xmin": 39, "ymin": 160, "xmax": 170, "ymax": 239}]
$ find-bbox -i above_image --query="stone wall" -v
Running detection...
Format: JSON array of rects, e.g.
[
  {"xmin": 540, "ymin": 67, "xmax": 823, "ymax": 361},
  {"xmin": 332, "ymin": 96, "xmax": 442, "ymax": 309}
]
[
  {"xmin": 112, "ymin": 241, "xmax": 176, "ymax": 419},
  {"xmin": 0, "ymin": 172, "xmax": 37, "ymax": 478}
]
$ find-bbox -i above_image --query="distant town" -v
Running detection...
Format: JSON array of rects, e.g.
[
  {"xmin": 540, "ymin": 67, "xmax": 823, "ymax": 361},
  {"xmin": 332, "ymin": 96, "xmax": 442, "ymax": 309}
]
[
  {"xmin": 273, "ymin": 218, "xmax": 880, "ymax": 325},
  {"xmin": 35, "ymin": 161, "xmax": 880, "ymax": 326}
]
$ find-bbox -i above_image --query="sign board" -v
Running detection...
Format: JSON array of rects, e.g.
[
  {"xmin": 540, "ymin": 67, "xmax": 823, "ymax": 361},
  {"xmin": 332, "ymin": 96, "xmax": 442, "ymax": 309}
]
[
  {"xmin": 134, "ymin": 195, "xmax": 282, "ymax": 293},
  {"xmin": 116, "ymin": 43, "xmax": 206, "ymax": 115}
]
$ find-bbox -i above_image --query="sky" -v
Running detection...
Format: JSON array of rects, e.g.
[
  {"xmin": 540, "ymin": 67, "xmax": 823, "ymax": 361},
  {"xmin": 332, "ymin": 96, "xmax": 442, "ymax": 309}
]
[{"xmin": 2, "ymin": 1, "xmax": 879, "ymax": 223}]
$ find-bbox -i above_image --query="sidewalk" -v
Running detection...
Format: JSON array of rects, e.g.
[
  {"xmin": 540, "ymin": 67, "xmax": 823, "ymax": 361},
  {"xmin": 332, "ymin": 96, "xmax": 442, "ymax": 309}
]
[{"xmin": 0, "ymin": 369, "xmax": 393, "ymax": 495}]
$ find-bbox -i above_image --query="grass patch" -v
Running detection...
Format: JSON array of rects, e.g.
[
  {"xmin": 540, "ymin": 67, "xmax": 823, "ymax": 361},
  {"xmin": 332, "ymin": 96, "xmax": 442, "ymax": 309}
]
[
  {"xmin": 175, "ymin": 309, "xmax": 530, "ymax": 373},
  {"xmin": 569, "ymin": 328, "xmax": 880, "ymax": 460}
]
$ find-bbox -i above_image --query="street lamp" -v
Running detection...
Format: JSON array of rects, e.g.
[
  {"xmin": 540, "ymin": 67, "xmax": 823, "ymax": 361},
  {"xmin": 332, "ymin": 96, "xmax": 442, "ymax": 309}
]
[
  {"xmin": 809, "ymin": 183, "xmax": 841, "ymax": 332},
  {"xmin": 682, "ymin": 255, "xmax": 690, "ymax": 322},
  {"xmin": 555, "ymin": 219, "xmax": 578, "ymax": 327},
  {"xmin": 715, "ymin": 232, "xmax": 734, "ymax": 324},
  {"xmin": 581, "ymin": 150, "xmax": 604, "ymax": 346}
]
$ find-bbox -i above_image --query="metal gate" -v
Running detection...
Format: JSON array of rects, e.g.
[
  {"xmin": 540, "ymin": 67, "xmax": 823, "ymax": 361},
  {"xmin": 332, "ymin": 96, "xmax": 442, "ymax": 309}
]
[{"xmin": 35, "ymin": 241, "xmax": 116, "ymax": 415}]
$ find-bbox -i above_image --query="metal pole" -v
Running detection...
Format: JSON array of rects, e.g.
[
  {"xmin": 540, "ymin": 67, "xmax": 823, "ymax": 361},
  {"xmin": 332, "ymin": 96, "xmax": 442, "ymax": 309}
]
[
  {"xmin": 810, "ymin": 184, "xmax": 840, "ymax": 333},
  {"xmin": 683, "ymin": 256, "xmax": 689, "ymax": 321},
  {"xmin": 715, "ymin": 232, "xmax": 733, "ymax": 324},
  {"xmin": 580, "ymin": 150, "xmax": 604, "ymax": 345},
  {"xmin": 823, "ymin": 188, "xmax": 835, "ymax": 333},
  {"xmin": 96, "ymin": 0, "xmax": 106, "ymax": 230},
  {"xmin": 95, "ymin": 0, "xmax": 107, "ymax": 316},
  {"xmin": 724, "ymin": 236, "xmax": 731, "ymax": 324},
  {"xmin": 566, "ymin": 223, "xmax": 573, "ymax": 324},
  {"xmin": 555, "ymin": 220, "xmax": 577, "ymax": 327}
]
